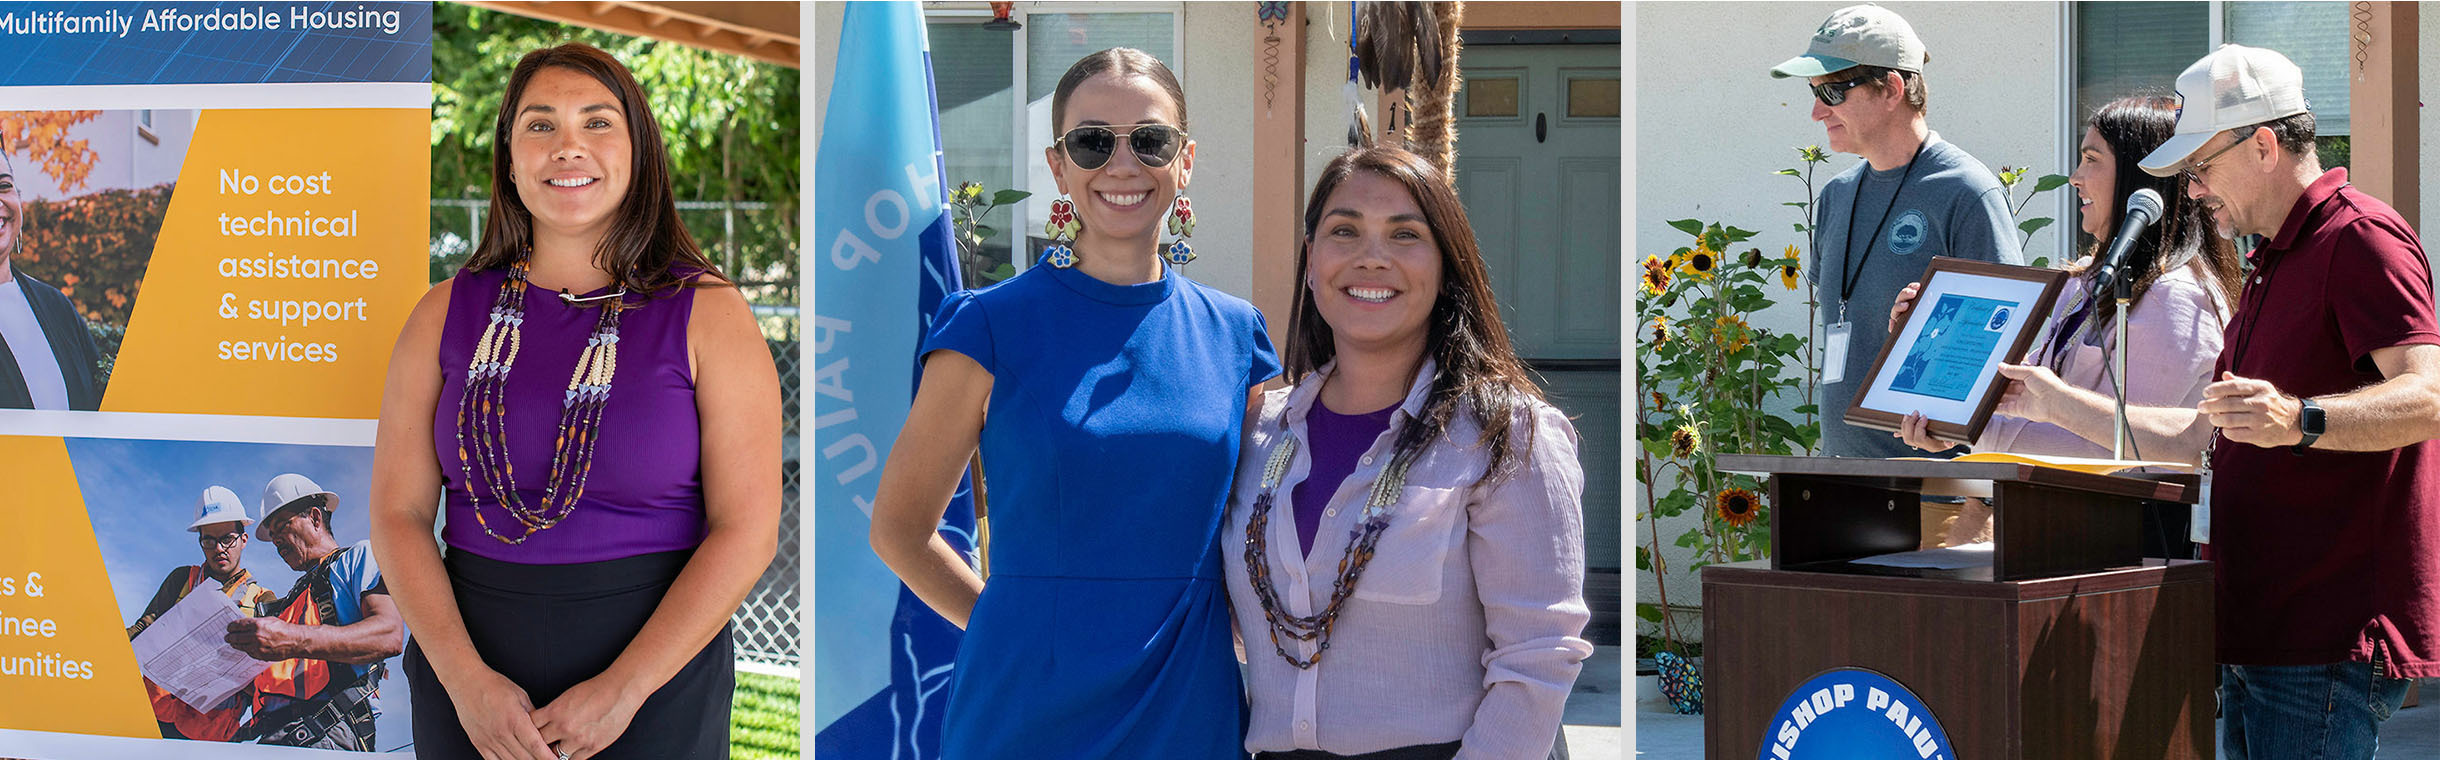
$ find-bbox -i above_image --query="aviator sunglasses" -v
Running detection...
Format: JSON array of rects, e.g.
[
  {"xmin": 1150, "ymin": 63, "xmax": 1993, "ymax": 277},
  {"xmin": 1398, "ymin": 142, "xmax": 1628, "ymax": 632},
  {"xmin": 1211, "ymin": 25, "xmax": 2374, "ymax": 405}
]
[{"xmin": 1055, "ymin": 123, "xmax": 1189, "ymax": 171}]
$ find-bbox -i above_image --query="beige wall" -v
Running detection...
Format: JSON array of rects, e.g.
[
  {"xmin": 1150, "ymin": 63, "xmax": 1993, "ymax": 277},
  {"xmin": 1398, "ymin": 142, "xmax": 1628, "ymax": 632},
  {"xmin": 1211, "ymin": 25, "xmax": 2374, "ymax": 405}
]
[{"xmin": 1635, "ymin": 1, "xmax": 2066, "ymax": 639}]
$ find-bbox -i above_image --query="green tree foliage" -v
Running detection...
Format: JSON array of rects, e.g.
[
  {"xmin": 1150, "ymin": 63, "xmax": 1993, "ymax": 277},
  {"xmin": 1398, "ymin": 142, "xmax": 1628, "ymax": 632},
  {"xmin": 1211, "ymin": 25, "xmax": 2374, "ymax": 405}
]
[{"xmin": 429, "ymin": 4, "xmax": 799, "ymax": 298}]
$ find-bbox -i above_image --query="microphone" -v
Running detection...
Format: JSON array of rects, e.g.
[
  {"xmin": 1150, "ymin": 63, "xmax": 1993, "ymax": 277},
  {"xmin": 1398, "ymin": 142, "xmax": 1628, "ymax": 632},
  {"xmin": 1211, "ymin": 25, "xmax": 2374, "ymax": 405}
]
[{"xmin": 2092, "ymin": 188, "xmax": 2164, "ymax": 296}]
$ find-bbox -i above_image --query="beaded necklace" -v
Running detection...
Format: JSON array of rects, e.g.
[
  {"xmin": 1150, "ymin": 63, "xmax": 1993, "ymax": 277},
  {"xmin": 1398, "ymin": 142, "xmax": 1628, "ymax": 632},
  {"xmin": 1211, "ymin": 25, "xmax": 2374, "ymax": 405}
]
[
  {"xmin": 1241, "ymin": 422, "xmax": 1416, "ymax": 669},
  {"xmin": 454, "ymin": 258, "xmax": 626, "ymax": 544}
]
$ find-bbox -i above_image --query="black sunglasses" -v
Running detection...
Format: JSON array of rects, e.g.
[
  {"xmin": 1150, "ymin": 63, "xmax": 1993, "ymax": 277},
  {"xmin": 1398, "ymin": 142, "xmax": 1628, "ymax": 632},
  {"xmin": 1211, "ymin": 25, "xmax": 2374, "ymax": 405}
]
[
  {"xmin": 1810, "ymin": 77, "xmax": 1872, "ymax": 107},
  {"xmin": 1056, "ymin": 123, "xmax": 1188, "ymax": 171}
]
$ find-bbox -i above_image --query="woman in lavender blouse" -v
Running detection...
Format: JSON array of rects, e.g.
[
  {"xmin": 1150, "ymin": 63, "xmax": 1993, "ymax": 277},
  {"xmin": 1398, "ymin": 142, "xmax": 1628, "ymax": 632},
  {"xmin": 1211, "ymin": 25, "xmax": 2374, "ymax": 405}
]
[
  {"xmin": 1224, "ymin": 145, "xmax": 1591, "ymax": 760},
  {"xmin": 1890, "ymin": 96, "xmax": 2240, "ymax": 547}
]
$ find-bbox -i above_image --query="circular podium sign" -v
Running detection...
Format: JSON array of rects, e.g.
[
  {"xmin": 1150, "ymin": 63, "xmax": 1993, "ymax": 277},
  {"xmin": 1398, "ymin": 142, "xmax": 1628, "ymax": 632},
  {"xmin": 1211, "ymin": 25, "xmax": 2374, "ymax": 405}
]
[{"xmin": 1757, "ymin": 668, "xmax": 1954, "ymax": 759}]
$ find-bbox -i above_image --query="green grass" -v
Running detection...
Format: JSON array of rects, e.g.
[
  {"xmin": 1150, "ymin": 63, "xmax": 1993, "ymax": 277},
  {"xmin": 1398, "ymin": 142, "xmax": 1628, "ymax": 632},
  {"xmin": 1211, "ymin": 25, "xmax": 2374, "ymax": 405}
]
[{"xmin": 732, "ymin": 670, "xmax": 801, "ymax": 760}]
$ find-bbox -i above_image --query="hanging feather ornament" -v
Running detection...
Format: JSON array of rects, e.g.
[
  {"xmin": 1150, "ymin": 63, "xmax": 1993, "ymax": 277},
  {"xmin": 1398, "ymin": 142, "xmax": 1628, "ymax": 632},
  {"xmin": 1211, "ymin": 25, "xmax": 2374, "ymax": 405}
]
[
  {"xmin": 1353, "ymin": 2, "xmax": 1466, "ymax": 184},
  {"xmin": 1404, "ymin": 2, "xmax": 1464, "ymax": 185}
]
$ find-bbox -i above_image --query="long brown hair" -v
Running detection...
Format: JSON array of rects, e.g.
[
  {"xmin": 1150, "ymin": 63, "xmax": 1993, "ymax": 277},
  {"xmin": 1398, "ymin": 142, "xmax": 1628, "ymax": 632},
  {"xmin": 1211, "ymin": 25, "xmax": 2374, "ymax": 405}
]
[
  {"xmin": 2080, "ymin": 96, "xmax": 2241, "ymax": 331},
  {"xmin": 466, "ymin": 43, "xmax": 723, "ymax": 294},
  {"xmin": 1286, "ymin": 146, "xmax": 1545, "ymax": 482}
]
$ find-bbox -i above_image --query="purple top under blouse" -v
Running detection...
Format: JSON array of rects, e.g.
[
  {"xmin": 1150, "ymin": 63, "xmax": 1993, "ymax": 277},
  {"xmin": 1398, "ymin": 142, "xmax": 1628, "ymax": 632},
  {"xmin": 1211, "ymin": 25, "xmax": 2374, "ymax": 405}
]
[
  {"xmin": 433, "ymin": 265, "xmax": 706, "ymax": 564},
  {"xmin": 1289, "ymin": 400, "xmax": 1397, "ymax": 557}
]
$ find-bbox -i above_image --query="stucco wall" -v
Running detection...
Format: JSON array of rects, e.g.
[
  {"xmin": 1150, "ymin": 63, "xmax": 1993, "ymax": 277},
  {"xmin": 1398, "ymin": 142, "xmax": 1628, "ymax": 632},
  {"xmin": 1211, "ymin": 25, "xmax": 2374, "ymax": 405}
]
[{"xmin": 1634, "ymin": 1, "xmax": 2066, "ymax": 641}]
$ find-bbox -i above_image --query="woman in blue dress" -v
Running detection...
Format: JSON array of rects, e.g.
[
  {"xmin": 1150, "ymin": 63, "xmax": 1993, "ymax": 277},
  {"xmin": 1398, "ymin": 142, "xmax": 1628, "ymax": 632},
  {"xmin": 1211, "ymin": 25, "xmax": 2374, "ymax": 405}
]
[{"xmin": 869, "ymin": 48, "xmax": 1277, "ymax": 758}]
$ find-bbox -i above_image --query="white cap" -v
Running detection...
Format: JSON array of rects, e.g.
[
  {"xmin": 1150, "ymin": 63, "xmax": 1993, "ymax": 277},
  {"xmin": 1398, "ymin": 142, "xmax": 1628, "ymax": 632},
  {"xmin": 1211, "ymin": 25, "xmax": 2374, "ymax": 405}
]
[
  {"xmin": 2139, "ymin": 44, "xmax": 2311, "ymax": 177},
  {"xmin": 189, "ymin": 485, "xmax": 250, "ymax": 531},
  {"xmin": 1770, "ymin": 4, "xmax": 1928, "ymax": 79},
  {"xmin": 256, "ymin": 473, "xmax": 338, "ymax": 538}
]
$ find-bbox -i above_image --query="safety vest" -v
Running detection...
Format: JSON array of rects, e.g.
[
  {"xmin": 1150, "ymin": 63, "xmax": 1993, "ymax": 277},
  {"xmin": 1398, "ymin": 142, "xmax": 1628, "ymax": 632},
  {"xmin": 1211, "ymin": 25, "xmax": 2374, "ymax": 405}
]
[
  {"xmin": 250, "ymin": 549, "xmax": 350, "ymax": 705},
  {"xmin": 143, "ymin": 566, "xmax": 273, "ymax": 742}
]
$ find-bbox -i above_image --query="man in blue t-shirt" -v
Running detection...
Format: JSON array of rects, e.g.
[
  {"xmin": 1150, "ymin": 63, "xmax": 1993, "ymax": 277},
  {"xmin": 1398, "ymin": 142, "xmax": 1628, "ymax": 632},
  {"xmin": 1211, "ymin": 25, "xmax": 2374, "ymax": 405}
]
[
  {"xmin": 1770, "ymin": 4, "xmax": 2023, "ymax": 458},
  {"xmin": 226, "ymin": 473, "xmax": 404, "ymax": 750}
]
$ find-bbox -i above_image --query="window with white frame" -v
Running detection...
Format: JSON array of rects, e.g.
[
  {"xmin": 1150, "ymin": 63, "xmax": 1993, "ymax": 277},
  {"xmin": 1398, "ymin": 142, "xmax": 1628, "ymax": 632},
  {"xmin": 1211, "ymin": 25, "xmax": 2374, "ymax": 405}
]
[{"xmin": 925, "ymin": 4, "xmax": 1180, "ymax": 287}]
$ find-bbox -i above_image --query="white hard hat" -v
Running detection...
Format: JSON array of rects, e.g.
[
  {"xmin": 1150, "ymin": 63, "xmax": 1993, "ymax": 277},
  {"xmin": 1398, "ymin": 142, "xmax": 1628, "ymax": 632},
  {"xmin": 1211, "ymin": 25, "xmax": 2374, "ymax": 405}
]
[
  {"xmin": 189, "ymin": 485, "xmax": 250, "ymax": 531},
  {"xmin": 256, "ymin": 473, "xmax": 339, "ymax": 538}
]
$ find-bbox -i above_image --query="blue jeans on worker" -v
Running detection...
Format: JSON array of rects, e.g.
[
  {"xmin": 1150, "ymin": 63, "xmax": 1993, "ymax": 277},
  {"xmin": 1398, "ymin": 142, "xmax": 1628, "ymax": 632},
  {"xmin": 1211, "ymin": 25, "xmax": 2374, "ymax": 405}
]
[{"xmin": 2219, "ymin": 662, "xmax": 2412, "ymax": 760}]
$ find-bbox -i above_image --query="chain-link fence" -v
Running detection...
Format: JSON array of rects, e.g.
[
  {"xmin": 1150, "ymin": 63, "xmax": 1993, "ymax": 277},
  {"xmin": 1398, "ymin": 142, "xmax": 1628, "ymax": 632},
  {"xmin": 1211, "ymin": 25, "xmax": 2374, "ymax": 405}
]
[{"xmin": 433, "ymin": 198, "xmax": 803, "ymax": 670}]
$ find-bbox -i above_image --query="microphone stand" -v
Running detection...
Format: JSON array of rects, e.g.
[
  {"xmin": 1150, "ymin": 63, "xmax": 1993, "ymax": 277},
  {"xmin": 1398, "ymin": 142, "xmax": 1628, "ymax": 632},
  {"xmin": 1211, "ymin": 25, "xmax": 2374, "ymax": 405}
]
[{"xmin": 2111, "ymin": 272, "xmax": 2133, "ymax": 460}]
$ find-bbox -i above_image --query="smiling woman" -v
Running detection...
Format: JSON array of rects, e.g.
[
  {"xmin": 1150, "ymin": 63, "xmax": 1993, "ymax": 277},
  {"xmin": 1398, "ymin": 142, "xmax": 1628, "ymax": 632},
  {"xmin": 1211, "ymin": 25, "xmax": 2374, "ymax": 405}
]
[{"xmin": 368, "ymin": 42, "xmax": 782, "ymax": 760}]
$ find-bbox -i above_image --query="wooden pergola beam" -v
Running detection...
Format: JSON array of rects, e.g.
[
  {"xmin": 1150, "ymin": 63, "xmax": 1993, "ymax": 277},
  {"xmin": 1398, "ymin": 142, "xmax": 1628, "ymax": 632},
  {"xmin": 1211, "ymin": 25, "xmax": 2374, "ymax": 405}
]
[{"xmin": 462, "ymin": 1, "xmax": 800, "ymax": 68}]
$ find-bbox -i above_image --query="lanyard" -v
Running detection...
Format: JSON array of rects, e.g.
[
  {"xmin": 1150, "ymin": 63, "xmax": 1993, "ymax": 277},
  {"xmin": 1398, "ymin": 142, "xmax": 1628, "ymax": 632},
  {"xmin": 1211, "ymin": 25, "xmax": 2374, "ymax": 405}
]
[{"xmin": 1840, "ymin": 139, "xmax": 1931, "ymax": 315}]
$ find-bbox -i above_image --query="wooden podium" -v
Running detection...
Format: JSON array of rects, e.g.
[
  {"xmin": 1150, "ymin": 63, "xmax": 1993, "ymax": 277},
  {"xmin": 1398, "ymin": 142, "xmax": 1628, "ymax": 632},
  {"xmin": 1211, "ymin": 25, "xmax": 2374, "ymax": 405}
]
[{"xmin": 1703, "ymin": 455, "xmax": 2214, "ymax": 759}]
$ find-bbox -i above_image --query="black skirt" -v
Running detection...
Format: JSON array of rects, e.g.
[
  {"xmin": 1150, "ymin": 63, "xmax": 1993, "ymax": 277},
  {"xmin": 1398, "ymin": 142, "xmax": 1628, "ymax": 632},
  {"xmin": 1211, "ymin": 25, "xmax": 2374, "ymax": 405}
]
[{"xmin": 404, "ymin": 549, "xmax": 732, "ymax": 759}]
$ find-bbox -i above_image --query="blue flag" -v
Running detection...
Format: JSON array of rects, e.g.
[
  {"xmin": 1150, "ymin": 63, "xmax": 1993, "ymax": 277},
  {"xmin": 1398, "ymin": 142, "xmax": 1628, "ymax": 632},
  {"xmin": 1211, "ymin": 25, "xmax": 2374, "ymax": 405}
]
[{"xmin": 811, "ymin": 3, "xmax": 977, "ymax": 757}]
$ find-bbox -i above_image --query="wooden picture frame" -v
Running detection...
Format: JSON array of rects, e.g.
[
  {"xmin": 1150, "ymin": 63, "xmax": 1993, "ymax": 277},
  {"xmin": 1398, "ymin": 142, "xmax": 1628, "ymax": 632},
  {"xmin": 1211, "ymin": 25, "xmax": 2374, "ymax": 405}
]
[{"xmin": 1843, "ymin": 257, "xmax": 2070, "ymax": 445}]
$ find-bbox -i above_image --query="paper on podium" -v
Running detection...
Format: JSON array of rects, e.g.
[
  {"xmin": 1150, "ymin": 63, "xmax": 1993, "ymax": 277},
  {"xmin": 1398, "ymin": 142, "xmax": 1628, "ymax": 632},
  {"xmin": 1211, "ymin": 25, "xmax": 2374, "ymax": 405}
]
[
  {"xmin": 1941, "ymin": 451, "xmax": 2193, "ymax": 474},
  {"xmin": 129, "ymin": 588, "xmax": 274, "ymax": 711},
  {"xmin": 1850, "ymin": 541, "xmax": 1994, "ymax": 570}
]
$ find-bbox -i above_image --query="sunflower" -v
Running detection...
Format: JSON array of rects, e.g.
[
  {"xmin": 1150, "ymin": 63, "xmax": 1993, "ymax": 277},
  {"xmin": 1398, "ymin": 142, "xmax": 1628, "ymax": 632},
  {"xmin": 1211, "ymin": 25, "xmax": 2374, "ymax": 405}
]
[
  {"xmin": 1678, "ymin": 245, "xmax": 1720, "ymax": 279},
  {"xmin": 1641, "ymin": 255, "xmax": 1673, "ymax": 295},
  {"xmin": 1650, "ymin": 391, "xmax": 1668, "ymax": 408},
  {"xmin": 1716, "ymin": 487, "xmax": 1762, "ymax": 527},
  {"xmin": 1779, "ymin": 245, "xmax": 1803, "ymax": 290},
  {"xmin": 1650, "ymin": 316, "xmax": 1671, "ymax": 347},
  {"xmin": 1669, "ymin": 424, "xmax": 1701, "ymax": 457},
  {"xmin": 1714, "ymin": 314, "xmax": 1751, "ymax": 353}
]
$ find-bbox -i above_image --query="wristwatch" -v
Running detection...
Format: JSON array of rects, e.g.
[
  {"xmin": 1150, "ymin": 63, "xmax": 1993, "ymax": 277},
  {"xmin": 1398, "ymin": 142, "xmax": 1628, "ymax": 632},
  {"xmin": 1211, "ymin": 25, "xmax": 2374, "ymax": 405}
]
[{"xmin": 2293, "ymin": 397, "xmax": 2325, "ymax": 454}]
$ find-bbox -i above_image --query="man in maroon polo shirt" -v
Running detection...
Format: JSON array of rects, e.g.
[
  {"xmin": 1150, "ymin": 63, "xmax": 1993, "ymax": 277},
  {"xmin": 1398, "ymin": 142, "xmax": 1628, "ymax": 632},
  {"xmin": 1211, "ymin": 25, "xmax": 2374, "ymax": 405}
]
[{"xmin": 1992, "ymin": 44, "xmax": 2439, "ymax": 759}]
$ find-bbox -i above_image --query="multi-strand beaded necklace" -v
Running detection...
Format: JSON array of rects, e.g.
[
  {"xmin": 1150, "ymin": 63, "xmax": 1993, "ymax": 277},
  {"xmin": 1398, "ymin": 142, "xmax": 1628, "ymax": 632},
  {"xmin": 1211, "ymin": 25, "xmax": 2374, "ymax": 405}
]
[
  {"xmin": 1241, "ymin": 427, "xmax": 1416, "ymax": 669},
  {"xmin": 455, "ymin": 259, "xmax": 626, "ymax": 544}
]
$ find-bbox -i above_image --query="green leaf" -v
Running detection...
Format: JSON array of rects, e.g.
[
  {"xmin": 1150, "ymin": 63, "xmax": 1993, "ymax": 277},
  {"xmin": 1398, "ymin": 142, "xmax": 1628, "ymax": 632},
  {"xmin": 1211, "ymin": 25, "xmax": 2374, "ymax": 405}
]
[
  {"xmin": 2034, "ymin": 174, "xmax": 2070, "ymax": 192},
  {"xmin": 2030, "ymin": 256, "xmax": 2052, "ymax": 269},
  {"xmin": 1635, "ymin": 547, "xmax": 1654, "ymax": 571},
  {"xmin": 991, "ymin": 189, "xmax": 1033, "ymax": 205},
  {"xmin": 1668, "ymin": 219, "xmax": 1706, "ymax": 237},
  {"xmin": 2019, "ymin": 217, "xmax": 2055, "ymax": 235},
  {"xmin": 1774, "ymin": 168, "xmax": 1800, "ymax": 176},
  {"xmin": 973, "ymin": 225, "xmax": 997, "ymax": 240},
  {"xmin": 1674, "ymin": 529, "xmax": 1705, "ymax": 548},
  {"xmin": 1636, "ymin": 602, "xmax": 1665, "ymax": 622},
  {"xmin": 1723, "ymin": 226, "xmax": 1759, "ymax": 242},
  {"xmin": 1782, "ymin": 201, "xmax": 1810, "ymax": 208}
]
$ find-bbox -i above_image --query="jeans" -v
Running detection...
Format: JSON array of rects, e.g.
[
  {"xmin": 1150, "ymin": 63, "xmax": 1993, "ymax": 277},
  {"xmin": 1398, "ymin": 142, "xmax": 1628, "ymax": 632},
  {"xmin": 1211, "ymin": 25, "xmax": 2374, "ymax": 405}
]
[{"xmin": 2219, "ymin": 662, "xmax": 2413, "ymax": 760}]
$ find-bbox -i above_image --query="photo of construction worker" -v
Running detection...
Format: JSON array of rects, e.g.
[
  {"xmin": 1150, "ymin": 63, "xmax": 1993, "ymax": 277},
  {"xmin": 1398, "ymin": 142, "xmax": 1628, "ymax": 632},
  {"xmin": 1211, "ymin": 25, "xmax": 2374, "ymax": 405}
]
[
  {"xmin": 79, "ymin": 438, "xmax": 417, "ymax": 752},
  {"xmin": 124, "ymin": 485, "xmax": 281, "ymax": 741},
  {"xmin": 234, "ymin": 473, "xmax": 404, "ymax": 750}
]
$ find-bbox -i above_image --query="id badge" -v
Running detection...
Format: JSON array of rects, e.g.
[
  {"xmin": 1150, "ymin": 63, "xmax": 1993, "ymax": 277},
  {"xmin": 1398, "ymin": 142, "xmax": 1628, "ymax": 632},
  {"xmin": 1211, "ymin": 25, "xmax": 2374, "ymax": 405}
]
[
  {"xmin": 1824, "ymin": 321, "xmax": 1853, "ymax": 385},
  {"xmin": 2190, "ymin": 461, "xmax": 2212, "ymax": 545}
]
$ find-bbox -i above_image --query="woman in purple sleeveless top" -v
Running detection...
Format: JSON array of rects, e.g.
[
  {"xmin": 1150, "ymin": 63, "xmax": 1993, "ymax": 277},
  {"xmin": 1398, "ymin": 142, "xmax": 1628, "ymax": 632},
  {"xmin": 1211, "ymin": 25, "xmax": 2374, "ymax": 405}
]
[{"xmin": 368, "ymin": 44, "xmax": 780, "ymax": 760}]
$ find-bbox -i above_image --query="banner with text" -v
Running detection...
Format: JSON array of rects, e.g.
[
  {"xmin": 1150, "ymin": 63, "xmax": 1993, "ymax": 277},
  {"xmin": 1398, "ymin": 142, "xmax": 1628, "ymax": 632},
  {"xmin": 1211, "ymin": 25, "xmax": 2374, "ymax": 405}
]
[{"xmin": 0, "ymin": 3, "xmax": 429, "ymax": 758}]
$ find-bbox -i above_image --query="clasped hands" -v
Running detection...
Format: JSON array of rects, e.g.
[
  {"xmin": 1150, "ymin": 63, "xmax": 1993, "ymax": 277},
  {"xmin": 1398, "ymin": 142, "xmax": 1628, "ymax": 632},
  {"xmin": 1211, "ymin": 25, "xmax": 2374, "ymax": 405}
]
[{"xmin": 449, "ymin": 667, "xmax": 644, "ymax": 760}]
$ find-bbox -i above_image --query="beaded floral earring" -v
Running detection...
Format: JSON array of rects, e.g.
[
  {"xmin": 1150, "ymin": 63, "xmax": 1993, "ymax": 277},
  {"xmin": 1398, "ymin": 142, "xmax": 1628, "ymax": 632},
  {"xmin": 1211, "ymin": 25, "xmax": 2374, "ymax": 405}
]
[
  {"xmin": 1164, "ymin": 195, "xmax": 1196, "ymax": 267},
  {"xmin": 1044, "ymin": 197, "xmax": 1082, "ymax": 269}
]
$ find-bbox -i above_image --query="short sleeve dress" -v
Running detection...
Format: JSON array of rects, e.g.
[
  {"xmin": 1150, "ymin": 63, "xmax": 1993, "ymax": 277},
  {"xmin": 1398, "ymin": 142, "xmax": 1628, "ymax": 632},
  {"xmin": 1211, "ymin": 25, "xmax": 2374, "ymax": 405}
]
[{"xmin": 922, "ymin": 256, "xmax": 1280, "ymax": 758}]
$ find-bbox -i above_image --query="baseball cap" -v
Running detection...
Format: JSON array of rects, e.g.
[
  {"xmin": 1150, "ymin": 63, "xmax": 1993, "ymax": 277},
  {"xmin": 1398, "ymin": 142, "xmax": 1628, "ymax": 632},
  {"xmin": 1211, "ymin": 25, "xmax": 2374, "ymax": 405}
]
[
  {"xmin": 256, "ymin": 473, "xmax": 338, "ymax": 539},
  {"xmin": 189, "ymin": 485, "xmax": 250, "ymax": 531},
  {"xmin": 1770, "ymin": 4, "xmax": 1928, "ymax": 79},
  {"xmin": 2138, "ymin": 44, "xmax": 2311, "ymax": 177}
]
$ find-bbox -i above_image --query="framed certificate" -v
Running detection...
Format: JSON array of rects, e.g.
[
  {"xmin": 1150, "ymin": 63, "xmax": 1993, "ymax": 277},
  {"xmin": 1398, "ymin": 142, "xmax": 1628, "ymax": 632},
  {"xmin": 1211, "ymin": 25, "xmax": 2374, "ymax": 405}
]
[{"xmin": 1844, "ymin": 257, "xmax": 2070, "ymax": 444}]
